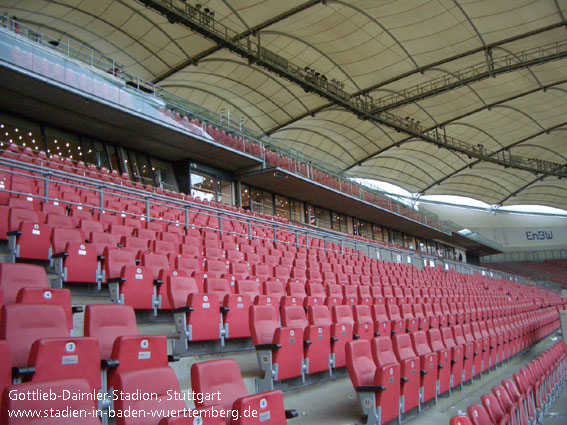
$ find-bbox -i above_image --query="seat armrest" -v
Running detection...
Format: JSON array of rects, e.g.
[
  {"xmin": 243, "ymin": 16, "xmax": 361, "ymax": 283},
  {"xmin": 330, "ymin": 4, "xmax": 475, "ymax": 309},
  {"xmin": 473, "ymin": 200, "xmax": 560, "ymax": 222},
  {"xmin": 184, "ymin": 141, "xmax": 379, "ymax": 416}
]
[
  {"xmin": 51, "ymin": 252, "xmax": 69, "ymax": 259},
  {"xmin": 107, "ymin": 277, "xmax": 126, "ymax": 284},
  {"xmin": 171, "ymin": 306, "xmax": 192, "ymax": 313},
  {"xmin": 255, "ymin": 343, "xmax": 282, "ymax": 350},
  {"xmin": 7, "ymin": 230, "xmax": 21, "ymax": 237},
  {"xmin": 168, "ymin": 355, "xmax": 180, "ymax": 363},
  {"xmin": 101, "ymin": 359, "xmax": 120, "ymax": 369},
  {"xmin": 356, "ymin": 385, "xmax": 386, "ymax": 392},
  {"xmin": 154, "ymin": 279, "xmax": 164, "ymax": 286},
  {"xmin": 72, "ymin": 306, "xmax": 84, "ymax": 314},
  {"xmin": 12, "ymin": 366, "xmax": 35, "ymax": 379},
  {"xmin": 285, "ymin": 410, "xmax": 299, "ymax": 419}
]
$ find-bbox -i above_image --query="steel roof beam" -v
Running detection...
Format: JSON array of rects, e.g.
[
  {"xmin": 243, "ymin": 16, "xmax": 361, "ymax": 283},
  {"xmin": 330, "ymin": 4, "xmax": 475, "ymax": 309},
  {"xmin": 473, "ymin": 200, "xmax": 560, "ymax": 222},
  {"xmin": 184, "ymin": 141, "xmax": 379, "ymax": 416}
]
[
  {"xmin": 151, "ymin": 0, "xmax": 322, "ymax": 83},
  {"xmin": 371, "ymin": 40, "xmax": 567, "ymax": 113},
  {"xmin": 139, "ymin": 0, "xmax": 567, "ymax": 179},
  {"xmin": 344, "ymin": 79, "xmax": 567, "ymax": 171}
]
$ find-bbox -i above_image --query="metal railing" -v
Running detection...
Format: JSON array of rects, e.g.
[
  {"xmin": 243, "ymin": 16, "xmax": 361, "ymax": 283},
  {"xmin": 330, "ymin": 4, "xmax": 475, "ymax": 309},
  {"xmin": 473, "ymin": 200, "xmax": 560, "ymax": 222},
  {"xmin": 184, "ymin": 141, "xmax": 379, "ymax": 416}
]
[{"xmin": 1, "ymin": 153, "xmax": 559, "ymax": 291}]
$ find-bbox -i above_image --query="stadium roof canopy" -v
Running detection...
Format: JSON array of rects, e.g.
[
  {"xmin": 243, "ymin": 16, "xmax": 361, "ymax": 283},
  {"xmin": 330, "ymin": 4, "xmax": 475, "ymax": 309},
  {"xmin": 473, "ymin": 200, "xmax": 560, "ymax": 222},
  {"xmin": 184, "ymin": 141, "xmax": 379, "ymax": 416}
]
[{"xmin": 6, "ymin": 0, "xmax": 567, "ymax": 209}]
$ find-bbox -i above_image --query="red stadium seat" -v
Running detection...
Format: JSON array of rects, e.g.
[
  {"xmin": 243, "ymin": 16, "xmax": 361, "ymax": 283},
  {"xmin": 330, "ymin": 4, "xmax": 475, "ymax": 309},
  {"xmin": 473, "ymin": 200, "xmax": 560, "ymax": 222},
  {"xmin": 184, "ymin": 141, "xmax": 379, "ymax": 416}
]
[
  {"xmin": 0, "ymin": 304, "xmax": 69, "ymax": 367},
  {"xmin": 84, "ymin": 304, "xmax": 139, "ymax": 359},
  {"xmin": 392, "ymin": 333, "xmax": 420, "ymax": 412},
  {"xmin": 250, "ymin": 305, "xmax": 304, "ymax": 391}
]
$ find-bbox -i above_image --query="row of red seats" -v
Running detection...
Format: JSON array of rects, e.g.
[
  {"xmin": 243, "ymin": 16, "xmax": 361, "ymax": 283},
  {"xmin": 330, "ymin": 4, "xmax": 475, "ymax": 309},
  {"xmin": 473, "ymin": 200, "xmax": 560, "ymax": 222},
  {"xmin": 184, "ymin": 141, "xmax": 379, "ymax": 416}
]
[
  {"xmin": 488, "ymin": 260, "xmax": 567, "ymax": 287},
  {"xmin": 451, "ymin": 341, "xmax": 567, "ymax": 425},
  {"xmin": 1, "ymin": 143, "xmax": 291, "ymax": 225},
  {"xmin": 1, "ymin": 144, "xmax": 448, "ymax": 259},
  {"xmin": 3, "ymin": 259, "xmax": 559, "ymax": 382},
  {"xmin": 4, "ymin": 200, "xmax": 560, "ymax": 298},
  {"xmin": 345, "ymin": 309, "xmax": 560, "ymax": 425},
  {"xmin": 2, "ymin": 259, "xmax": 562, "ymax": 362},
  {"xmin": 0, "ymin": 302, "xmax": 295, "ymax": 424}
]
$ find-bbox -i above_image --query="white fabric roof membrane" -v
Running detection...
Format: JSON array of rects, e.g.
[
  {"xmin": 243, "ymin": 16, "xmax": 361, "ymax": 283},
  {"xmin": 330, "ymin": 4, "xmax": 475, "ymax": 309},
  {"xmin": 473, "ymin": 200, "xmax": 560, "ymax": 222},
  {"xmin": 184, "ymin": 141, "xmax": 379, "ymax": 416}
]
[{"xmin": 6, "ymin": 0, "xmax": 567, "ymax": 209}]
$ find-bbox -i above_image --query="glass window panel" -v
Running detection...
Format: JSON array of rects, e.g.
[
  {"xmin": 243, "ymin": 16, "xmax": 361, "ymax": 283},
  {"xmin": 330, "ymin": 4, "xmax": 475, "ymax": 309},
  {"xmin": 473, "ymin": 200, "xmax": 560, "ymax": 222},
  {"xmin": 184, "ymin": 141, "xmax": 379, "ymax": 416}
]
[
  {"xmin": 359, "ymin": 220, "xmax": 372, "ymax": 239},
  {"xmin": 263, "ymin": 191, "xmax": 274, "ymax": 215},
  {"xmin": 91, "ymin": 141, "xmax": 109, "ymax": 168},
  {"xmin": 219, "ymin": 181, "xmax": 232, "ymax": 206},
  {"xmin": 346, "ymin": 216, "xmax": 354, "ymax": 234},
  {"xmin": 250, "ymin": 188, "xmax": 263, "ymax": 213},
  {"xmin": 426, "ymin": 241, "xmax": 436, "ymax": 254},
  {"xmin": 45, "ymin": 127, "xmax": 81, "ymax": 161},
  {"xmin": 306, "ymin": 205, "xmax": 315, "ymax": 226},
  {"xmin": 240, "ymin": 184, "xmax": 251, "ymax": 210},
  {"xmin": 372, "ymin": 224, "xmax": 384, "ymax": 242},
  {"xmin": 81, "ymin": 139, "xmax": 96, "ymax": 165},
  {"xmin": 331, "ymin": 212, "xmax": 341, "ymax": 232},
  {"xmin": 289, "ymin": 199, "xmax": 303, "ymax": 222},
  {"xmin": 391, "ymin": 230, "xmax": 404, "ymax": 248},
  {"xmin": 314, "ymin": 207, "xmax": 331, "ymax": 229},
  {"xmin": 150, "ymin": 157, "xmax": 178, "ymax": 191},
  {"xmin": 130, "ymin": 151, "xmax": 153, "ymax": 186},
  {"xmin": 403, "ymin": 234, "xmax": 415, "ymax": 250},
  {"xmin": 106, "ymin": 145, "xmax": 121, "ymax": 173},
  {"xmin": 191, "ymin": 172, "xmax": 215, "ymax": 201},
  {"xmin": 0, "ymin": 114, "xmax": 42, "ymax": 152},
  {"xmin": 274, "ymin": 195, "xmax": 290, "ymax": 220}
]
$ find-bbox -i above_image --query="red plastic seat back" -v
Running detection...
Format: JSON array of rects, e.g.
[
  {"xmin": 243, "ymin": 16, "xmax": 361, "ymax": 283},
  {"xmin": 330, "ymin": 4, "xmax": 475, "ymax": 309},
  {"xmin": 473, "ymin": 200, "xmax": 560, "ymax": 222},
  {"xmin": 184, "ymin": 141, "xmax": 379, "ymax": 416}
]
[
  {"xmin": 281, "ymin": 305, "xmax": 308, "ymax": 328},
  {"xmin": 0, "ymin": 304, "xmax": 69, "ymax": 367},
  {"xmin": 51, "ymin": 227, "xmax": 84, "ymax": 254},
  {"xmin": 492, "ymin": 385, "xmax": 515, "ymax": 412},
  {"xmin": 167, "ymin": 275, "xmax": 199, "ymax": 309},
  {"xmin": 411, "ymin": 331, "xmax": 433, "ymax": 356},
  {"xmin": 104, "ymin": 248, "xmax": 136, "ymax": 279},
  {"xmin": 0, "ymin": 341, "xmax": 11, "ymax": 401},
  {"xmin": 109, "ymin": 335, "xmax": 168, "ymax": 375},
  {"xmin": 0, "ymin": 263, "xmax": 47, "ymax": 304},
  {"xmin": 467, "ymin": 404, "xmax": 493, "ymax": 425},
  {"xmin": 393, "ymin": 333, "xmax": 417, "ymax": 361},
  {"xmin": 333, "ymin": 305, "xmax": 354, "ymax": 326},
  {"xmin": 250, "ymin": 305, "xmax": 279, "ymax": 345},
  {"xmin": 373, "ymin": 336, "xmax": 399, "ymax": 367},
  {"xmin": 481, "ymin": 393, "xmax": 507, "ymax": 424},
  {"xmin": 308, "ymin": 305, "xmax": 332, "ymax": 326},
  {"xmin": 191, "ymin": 358, "xmax": 248, "ymax": 410},
  {"xmin": 450, "ymin": 416, "xmax": 473, "ymax": 425},
  {"xmin": 28, "ymin": 337, "xmax": 101, "ymax": 391},
  {"xmin": 84, "ymin": 304, "xmax": 139, "ymax": 359},
  {"xmin": 346, "ymin": 339, "xmax": 376, "ymax": 387},
  {"xmin": 235, "ymin": 280, "xmax": 260, "ymax": 298}
]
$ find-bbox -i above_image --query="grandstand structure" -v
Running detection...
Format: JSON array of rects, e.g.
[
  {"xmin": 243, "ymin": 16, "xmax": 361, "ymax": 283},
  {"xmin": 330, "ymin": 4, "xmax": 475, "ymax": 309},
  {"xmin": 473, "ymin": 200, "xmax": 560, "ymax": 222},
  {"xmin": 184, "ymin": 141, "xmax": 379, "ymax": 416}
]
[{"xmin": 0, "ymin": 1, "xmax": 566, "ymax": 425}]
